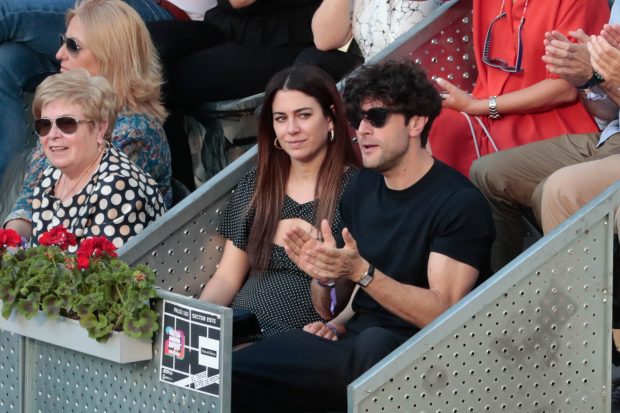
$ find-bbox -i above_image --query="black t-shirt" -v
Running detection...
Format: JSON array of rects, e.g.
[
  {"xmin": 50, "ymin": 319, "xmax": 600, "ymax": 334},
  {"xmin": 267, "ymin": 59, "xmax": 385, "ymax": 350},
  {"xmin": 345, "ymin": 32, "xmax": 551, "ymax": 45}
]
[{"xmin": 341, "ymin": 160, "xmax": 495, "ymax": 336}]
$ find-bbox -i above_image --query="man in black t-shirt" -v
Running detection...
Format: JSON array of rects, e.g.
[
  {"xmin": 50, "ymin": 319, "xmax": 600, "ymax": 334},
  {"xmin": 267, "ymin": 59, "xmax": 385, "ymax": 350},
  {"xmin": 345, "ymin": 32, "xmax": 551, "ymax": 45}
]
[{"xmin": 230, "ymin": 61, "xmax": 495, "ymax": 413}]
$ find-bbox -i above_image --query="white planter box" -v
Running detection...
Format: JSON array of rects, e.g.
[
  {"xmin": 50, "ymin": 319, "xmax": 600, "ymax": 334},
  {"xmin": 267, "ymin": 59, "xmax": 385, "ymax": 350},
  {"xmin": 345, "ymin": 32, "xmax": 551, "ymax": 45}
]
[{"xmin": 0, "ymin": 310, "xmax": 152, "ymax": 363}]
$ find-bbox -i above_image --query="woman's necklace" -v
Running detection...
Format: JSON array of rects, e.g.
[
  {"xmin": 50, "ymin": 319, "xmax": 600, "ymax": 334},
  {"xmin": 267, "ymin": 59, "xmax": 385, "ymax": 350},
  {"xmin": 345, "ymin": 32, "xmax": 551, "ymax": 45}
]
[{"xmin": 55, "ymin": 151, "xmax": 103, "ymax": 202}]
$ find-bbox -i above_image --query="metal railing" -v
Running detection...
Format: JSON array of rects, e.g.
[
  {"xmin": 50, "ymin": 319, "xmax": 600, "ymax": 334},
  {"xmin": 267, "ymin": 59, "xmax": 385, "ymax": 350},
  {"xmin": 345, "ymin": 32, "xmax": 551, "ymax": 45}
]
[{"xmin": 349, "ymin": 181, "xmax": 619, "ymax": 413}]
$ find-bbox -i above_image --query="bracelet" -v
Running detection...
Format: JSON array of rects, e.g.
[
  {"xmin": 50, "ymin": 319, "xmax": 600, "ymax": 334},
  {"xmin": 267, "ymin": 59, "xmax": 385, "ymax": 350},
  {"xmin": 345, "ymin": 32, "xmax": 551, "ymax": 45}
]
[
  {"xmin": 315, "ymin": 279, "xmax": 337, "ymax": 316},
  {"xmin": 325, "ymin": 323, "xmax": 339, "ymax": 337},
  {"xmin": 316, "ymin": 279, "xmax": 336, "ymax": 288},
  {"xmin": 488, "ymin": 96, "xmax": 501, "ymax": 119}
]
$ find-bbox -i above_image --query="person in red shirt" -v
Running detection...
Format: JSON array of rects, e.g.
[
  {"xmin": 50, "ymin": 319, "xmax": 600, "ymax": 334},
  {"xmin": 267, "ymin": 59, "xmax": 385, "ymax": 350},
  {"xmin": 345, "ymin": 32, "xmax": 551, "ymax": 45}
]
[{"xmin": 429, "ymin": 0, "xmax": 609, "ymax": 176}]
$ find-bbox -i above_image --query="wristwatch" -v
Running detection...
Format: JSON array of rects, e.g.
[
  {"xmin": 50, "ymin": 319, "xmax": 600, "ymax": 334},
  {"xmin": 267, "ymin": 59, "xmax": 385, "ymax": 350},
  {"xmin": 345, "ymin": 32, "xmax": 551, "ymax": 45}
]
[
  {"xmin": 488, "ymin": 96, "xmax": 501, "ymax": 119},
  {"xmin": 577, "ymin": 71, "xmax": 605, "ymax": 90},
  {"xmin": 357, "ymin": 264, "xmax": 375, "ymax": 287}
]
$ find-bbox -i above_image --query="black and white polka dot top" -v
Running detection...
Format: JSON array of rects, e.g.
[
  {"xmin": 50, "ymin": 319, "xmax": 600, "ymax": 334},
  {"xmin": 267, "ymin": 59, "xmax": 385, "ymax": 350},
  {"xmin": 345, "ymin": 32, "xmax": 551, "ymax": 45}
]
[
  {"xmin": 31, "ymin": 145, "xmax": 166, "ymax": 251},
  {"xmin": 220, "ymin": 167, "xmax": 356, "ymax": 337}
]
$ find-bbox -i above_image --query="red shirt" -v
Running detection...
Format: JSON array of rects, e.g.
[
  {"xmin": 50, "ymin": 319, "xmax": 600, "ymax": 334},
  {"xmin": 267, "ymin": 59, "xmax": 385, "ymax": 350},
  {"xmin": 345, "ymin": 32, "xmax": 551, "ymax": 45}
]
[{"xmin": 471, "ymin": 0, "xmax": 610, "ymax": 146}]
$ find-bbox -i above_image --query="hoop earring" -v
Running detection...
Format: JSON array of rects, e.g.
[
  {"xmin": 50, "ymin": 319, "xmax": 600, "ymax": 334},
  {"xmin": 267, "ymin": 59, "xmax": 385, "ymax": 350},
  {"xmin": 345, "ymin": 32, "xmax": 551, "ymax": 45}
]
[
  {"xmin": 99, "ymin": 140, "xmax": 111, "ymax": 153},
  {"xmin": 328, "ymin": 129, "xmax": 335, "ymax": 142},
  {"xmin": 274, "ymin": 137, "xmax": 283, "ymax": 150}
]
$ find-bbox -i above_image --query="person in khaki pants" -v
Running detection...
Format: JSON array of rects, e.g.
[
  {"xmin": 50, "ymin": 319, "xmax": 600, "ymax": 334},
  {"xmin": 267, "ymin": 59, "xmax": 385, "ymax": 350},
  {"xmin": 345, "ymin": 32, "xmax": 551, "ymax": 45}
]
[
  {"xmin": 470, "ymin": 0, "xmax": 620, "ymax": 272},
  {"xmin": 471, "ymin": 9, "xmax": 620, "ymax": 389}
]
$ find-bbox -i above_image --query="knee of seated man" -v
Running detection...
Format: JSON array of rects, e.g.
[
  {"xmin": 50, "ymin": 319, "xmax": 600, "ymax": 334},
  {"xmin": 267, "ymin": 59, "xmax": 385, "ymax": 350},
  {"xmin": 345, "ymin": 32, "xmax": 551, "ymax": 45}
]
[
  {"xmin": 348, "ymin": 327, "xmax": 408, "ymax": 379},
  {"xmin": 470, "ymin": 155, "xmax": 499, "ymax": 195},
  {"xmin": 542, "ymin": 167, "xmax": 575, "ymax": 204}
]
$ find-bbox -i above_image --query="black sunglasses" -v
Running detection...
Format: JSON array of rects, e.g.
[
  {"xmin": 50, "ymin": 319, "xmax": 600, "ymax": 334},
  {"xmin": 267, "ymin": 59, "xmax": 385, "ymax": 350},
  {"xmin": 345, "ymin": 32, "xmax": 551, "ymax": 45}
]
[
  {"xmin": 59, "ymin": 33, "xmax": 82, "ymax": 57},
  {"xmin": 347, "ymin": 107, "xmax": 408, "ymax": 130},
  {"xmin": 481, "ymin": 0, "xmax": 528, "ymax": 73},
  {"xmin": 34, "ymin": 116, "xmax": 92, "ymax": 137}
]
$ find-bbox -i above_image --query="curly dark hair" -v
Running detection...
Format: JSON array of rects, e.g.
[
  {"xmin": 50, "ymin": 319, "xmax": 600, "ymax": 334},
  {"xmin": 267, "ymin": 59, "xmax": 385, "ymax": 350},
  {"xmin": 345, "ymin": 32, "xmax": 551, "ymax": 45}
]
[{"xmin": 342, "ymin": 60, "xmax": 442, "ymax": 146}]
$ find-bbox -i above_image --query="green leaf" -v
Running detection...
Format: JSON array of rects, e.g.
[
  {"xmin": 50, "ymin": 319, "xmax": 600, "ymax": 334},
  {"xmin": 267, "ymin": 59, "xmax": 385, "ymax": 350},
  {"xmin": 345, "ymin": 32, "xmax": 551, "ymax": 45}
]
[
  {"xmin": 1, "ymin": 301, "xmax": 16, "ymax": 319},
  {"xmin": 0, "ymin": 285, "xmax": 16, "ymax": 304},
  {"xmin": 16, "ymin": 292, "xmax": 40, "ymax": 320},
  {"xmin": 123, "ymin": 307, "xmax": 159, "ymax": 339},
  {"xmin": 41, "ymin": 294, "xmax": 61, "ymax": 319}
]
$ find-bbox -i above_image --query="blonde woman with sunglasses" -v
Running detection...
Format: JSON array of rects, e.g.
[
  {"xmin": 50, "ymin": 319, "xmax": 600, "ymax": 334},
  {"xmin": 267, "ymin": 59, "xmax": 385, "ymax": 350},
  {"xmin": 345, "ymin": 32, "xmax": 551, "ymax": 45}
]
[
  {"xmin": 0, "ymin": 0, "xmax": 199, "ymax": 183},
  {"xmin": 30, "ymin": 69, "xmax": 165, "ymax": 249},
  {"xmin": 4, "ymin": 0, "xmax": 172, "ymax": 241}
]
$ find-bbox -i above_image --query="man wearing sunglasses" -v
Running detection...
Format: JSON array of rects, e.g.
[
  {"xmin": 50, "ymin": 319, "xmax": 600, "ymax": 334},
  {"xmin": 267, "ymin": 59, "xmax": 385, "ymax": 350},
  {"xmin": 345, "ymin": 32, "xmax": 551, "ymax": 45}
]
[{"xmin": 228, "ymin": 60, "xmax": 495, "ymax": 413}]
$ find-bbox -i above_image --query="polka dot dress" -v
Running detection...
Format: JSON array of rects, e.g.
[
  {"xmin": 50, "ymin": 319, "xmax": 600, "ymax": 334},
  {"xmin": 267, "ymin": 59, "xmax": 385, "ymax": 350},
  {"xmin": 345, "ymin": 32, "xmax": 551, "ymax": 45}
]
[
  {"xmin": 353, "ymin": 0, "xmax": 442, "ymax": 59},
  {"xmin": 31, "ymin": 145, "xmax": 166, "ymax": 251},
  {"xmin": 220, "ymin": 168, "xmax": 355, "ymax": 337}
]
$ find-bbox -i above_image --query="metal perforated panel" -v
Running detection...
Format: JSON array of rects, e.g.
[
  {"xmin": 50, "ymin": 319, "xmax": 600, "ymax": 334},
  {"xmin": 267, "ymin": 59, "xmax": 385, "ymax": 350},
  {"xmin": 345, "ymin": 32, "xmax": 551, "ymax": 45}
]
[
  {"xmin": 351, "ymin": 215, "xmax": 613, "ymax": 412},
  {"xmin": 22, "ymin": 297, "xmax": 230, "ymax": 413},
  {"xmin": 139, "ymin": 194, "xmax": 229, "ymax": 298},
  {"xmin": 410, "ymin": 13, "xmax": 476, "ymax": 92},
  {"xmin": 119, "ymin": 146, "xmax": 258, "ymax": 299},
  {"xmin": 0, "ymin": 331, "xmax": 22, "ymax": 413}
]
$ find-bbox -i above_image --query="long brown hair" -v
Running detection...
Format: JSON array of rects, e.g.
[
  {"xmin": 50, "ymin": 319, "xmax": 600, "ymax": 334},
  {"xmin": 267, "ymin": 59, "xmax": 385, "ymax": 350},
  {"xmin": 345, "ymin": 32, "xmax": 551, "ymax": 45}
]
[{"xmin": 247, "ymin": 65, "xmax": 359, "ymax": 272}]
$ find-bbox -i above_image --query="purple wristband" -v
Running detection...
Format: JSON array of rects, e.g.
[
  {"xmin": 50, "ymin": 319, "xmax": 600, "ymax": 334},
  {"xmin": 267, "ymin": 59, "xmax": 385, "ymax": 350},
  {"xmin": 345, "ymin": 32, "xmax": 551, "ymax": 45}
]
[
  {"xmin": 329, "ymin": 286, "xmax": 337, "ymax": 316},
  {"xmin": 315, "ymin": 279, "xmax": 337, "ymax": 316}
]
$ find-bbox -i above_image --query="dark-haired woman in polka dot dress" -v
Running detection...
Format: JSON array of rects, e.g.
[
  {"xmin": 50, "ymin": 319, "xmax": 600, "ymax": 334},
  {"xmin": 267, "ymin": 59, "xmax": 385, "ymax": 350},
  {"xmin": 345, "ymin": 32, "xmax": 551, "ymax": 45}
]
[
  {"xmin": 200, "ymin": 65, "xmax": 360, "ymax": 339},
  {"xmin": 29, "ymin": 70, "xmax": 165, "ymax": 250}
]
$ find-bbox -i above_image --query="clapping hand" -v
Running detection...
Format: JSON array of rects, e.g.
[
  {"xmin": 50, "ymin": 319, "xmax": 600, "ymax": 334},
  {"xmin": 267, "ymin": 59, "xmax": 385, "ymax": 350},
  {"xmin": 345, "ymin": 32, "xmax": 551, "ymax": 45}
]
[
  {"xmin": 284, "ymin": 219, "xmax": 366, "ymax": 284},
  {"xmin": 542, "ymin": 29, "xmax": 592, "ymax": 87},
  {"xmin": 588, "ymin": 29, "xmax": 620, "ymax": 89}
]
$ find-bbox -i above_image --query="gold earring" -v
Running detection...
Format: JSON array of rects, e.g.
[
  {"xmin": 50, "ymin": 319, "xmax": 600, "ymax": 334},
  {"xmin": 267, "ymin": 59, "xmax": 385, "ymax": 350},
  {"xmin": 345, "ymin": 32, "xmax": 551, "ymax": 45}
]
[
  {"xmin": 328, "ymin": 129, "xmax": 335, "ymax": 142},
  {"xmin": 274, "ymin": 137, "xmax": 283, "ymax": 149},
  {"xmin": 99, "ymin": 140, "xmax": 111, "ymax": 153}
]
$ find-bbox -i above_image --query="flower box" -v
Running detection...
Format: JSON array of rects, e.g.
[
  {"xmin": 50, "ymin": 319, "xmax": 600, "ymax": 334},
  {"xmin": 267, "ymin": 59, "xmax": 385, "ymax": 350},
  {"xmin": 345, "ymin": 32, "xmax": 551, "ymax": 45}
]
[
  {"xmin": 0, "ymin": 306, "xmax": 153, "ymax": 363},
  {"xmin": 0, "ymin": 226, "xmax": 159, "ymax": 363}
]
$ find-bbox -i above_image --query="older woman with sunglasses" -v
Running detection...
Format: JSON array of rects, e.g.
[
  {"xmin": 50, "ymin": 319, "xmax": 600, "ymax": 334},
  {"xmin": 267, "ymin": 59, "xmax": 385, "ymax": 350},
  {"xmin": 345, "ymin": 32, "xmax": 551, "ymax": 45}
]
[
  {"xmin": 428, "ymin": 0, "xmax": 609, "ymax": 176},
  {"xmin": 30, "ymin": 69, "xmax": 165, "ymax": 248},
  {"xmin": 3, "ymin": 0, "xmax": 172, "ymax": 241},
  {"xmin": 0, "ymin": 0, "xmax": 216, "ymax": 180}
]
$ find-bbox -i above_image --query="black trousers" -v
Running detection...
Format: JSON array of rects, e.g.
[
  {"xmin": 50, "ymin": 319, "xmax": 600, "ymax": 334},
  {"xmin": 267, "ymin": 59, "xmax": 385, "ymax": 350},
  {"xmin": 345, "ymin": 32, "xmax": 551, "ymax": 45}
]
[
  {"xmin": 231, "ymin": 327, "xmax": 409, "ymax": 413},
  {"xmin": 147, "ymin": 20, "xmax": 312, "ymax": 189},
  {"xmin": 294, "ymin": 46, "xmax": 364, "ymax": 83}
]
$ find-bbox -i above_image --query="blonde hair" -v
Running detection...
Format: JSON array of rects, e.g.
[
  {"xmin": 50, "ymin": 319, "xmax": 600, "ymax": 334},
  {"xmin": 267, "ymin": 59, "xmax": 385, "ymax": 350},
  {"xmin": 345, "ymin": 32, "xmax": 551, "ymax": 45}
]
[
  {"xmin": 33, "ymin": 69, "xmax": 119, "ymax": 141},
  {"xmin": 67, "ymin": 0, "xmax": 167, "ymax": 121}
]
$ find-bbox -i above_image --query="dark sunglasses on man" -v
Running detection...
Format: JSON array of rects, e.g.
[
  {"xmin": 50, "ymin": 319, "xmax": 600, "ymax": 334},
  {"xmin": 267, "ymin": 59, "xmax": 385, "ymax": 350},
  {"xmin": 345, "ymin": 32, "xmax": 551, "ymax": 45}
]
[
  {"xmin": 59, "ymin": 33, "xmax": 82, "ymax": 57},
  {"xmin": 347, "ymin": 107, "xmax": 409, "ymax": 130},
  {"xmin": 34, "ymin": 116, "xmax": 93, "ymax": 137}
]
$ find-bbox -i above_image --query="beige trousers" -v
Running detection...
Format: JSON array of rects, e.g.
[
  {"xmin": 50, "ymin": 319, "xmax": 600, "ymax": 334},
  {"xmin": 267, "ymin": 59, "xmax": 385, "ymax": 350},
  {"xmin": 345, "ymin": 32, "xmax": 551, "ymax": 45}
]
[
  {"xmin": 540, "ymin": 154, "xmax": 620, "ymax": 232},
  {"xmin": 470, "ymin": 132, "xmax": 620, "ymax": 271}
]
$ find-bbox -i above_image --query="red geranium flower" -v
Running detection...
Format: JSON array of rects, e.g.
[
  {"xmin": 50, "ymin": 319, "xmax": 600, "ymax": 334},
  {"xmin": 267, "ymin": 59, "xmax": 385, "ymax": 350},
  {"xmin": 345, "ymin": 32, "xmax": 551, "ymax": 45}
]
[
  {"xmin": 76, "ymin": 236, "xmax": 118, "ymax": 269},
  {"xmin": 77, "ymin": 254, "xmax": 90, "ymax": 270},
  {"xmin": 0, "ymin": 228, "xmax": 21, "ymax": 249},
  {"xmin": 38, "ymin": 226, "xmax": 77, "ymax": 251}
]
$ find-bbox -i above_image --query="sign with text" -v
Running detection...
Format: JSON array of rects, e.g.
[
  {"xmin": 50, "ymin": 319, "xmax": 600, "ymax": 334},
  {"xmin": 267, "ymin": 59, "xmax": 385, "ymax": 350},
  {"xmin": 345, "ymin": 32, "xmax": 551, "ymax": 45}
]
[{"xmin": 159, "ymin": 300, "xmax": 221, "ymax": 397}]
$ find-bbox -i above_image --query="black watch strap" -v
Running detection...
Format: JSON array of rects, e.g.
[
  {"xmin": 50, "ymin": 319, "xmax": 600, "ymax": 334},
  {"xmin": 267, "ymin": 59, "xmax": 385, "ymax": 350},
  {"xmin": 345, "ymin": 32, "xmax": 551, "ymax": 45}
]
[{"xmin": 577, "ymin": 71, "xmax": 605, "ymax": 90}]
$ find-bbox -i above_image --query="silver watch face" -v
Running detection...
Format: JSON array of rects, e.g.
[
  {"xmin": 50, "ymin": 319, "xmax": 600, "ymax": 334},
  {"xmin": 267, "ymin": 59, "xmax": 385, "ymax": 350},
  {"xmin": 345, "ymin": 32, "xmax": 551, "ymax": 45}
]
[{"xmin": 358, "ymin": 273, "xmax": 373, "ymax": 287}]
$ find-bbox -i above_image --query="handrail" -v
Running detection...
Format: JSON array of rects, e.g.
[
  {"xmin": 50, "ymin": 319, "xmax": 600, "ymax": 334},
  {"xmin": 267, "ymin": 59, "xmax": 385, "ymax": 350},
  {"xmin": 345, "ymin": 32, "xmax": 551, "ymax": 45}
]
[{"xmin": 349, "ymin": 180, "xmax": 619, "ymax": 412}]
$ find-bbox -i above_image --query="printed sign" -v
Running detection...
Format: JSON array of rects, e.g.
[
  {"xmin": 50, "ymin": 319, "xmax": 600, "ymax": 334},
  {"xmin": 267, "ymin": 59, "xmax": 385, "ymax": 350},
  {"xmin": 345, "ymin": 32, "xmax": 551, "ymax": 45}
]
[{"xmin": 159, "ymin": 300, "xmax": 221, "ymax": 397}]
